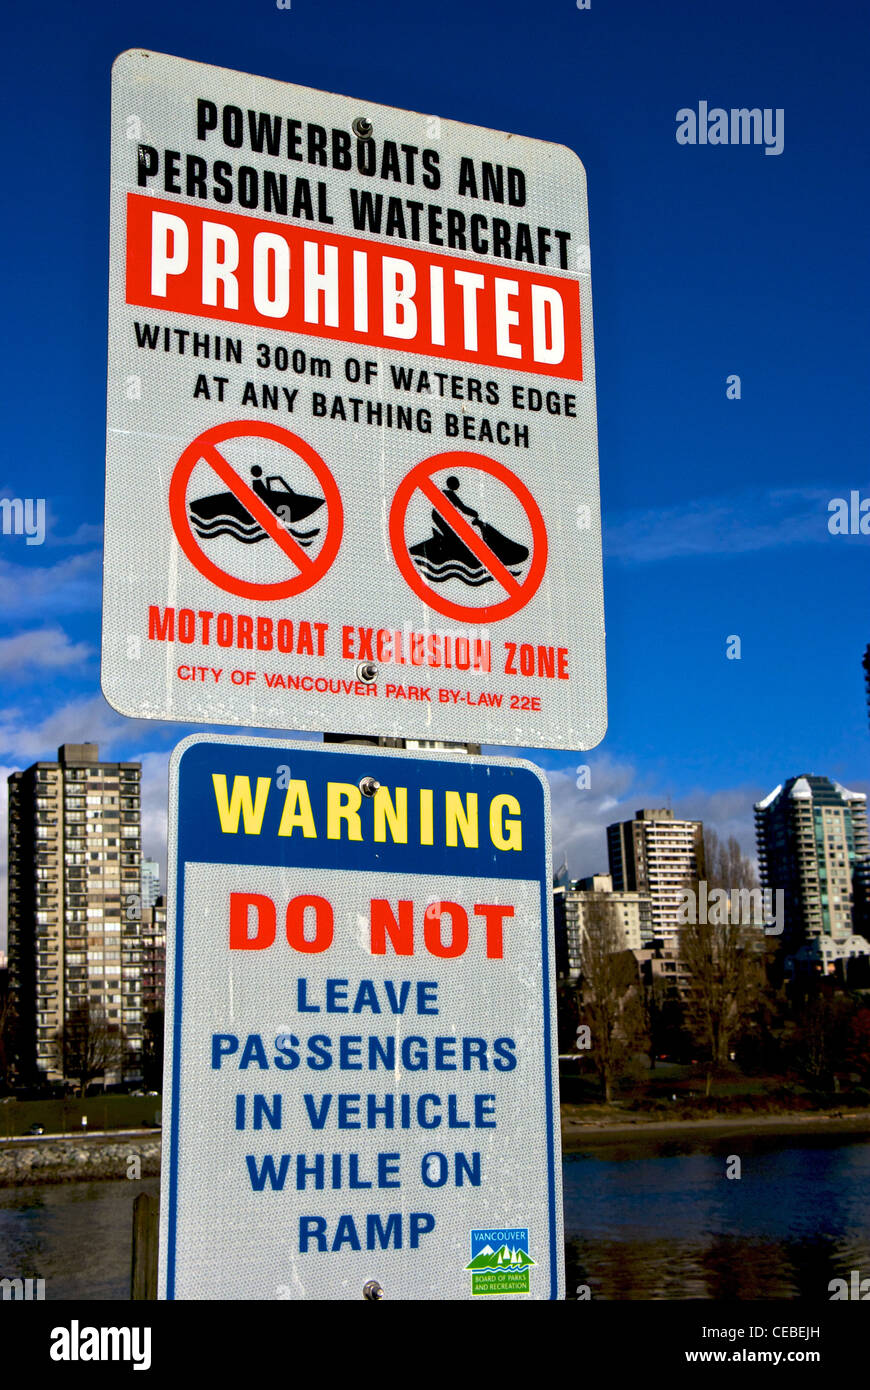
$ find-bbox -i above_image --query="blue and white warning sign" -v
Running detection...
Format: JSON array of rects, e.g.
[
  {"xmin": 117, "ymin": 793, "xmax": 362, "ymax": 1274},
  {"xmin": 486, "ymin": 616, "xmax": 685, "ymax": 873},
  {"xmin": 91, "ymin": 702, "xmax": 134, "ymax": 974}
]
[{"xmin": 159, "ymin": 735, "xmax": 564, "ymax": 1301}]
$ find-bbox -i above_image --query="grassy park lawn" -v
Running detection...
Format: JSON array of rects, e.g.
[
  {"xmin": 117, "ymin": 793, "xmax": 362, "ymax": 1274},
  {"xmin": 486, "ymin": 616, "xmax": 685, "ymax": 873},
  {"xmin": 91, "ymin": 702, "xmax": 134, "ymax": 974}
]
[{"xmin": 0, "ymin": 1095, "xmax": 161, "ymax": 1139}]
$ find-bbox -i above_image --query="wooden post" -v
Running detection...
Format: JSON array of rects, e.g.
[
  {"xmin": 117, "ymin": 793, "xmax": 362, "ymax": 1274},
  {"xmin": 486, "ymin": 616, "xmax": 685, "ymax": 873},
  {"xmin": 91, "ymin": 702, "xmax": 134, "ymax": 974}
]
[{"xmin": 131, "ymin": 1192, "xmax": 159, "ymax": 1300}]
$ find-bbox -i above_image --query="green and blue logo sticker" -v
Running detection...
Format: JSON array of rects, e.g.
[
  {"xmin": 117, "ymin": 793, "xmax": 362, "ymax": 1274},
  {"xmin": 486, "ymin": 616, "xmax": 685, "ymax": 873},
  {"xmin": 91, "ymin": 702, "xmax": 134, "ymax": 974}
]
[{"xmin": 465, "ymin": 1228, "xmax": 535, "ymax": 1295}]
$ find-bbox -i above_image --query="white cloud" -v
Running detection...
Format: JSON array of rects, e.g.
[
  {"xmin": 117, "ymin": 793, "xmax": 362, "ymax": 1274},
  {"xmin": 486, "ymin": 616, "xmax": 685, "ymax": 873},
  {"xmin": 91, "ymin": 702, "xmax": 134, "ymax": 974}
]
[
  {"xmin": 547, "ymin": 755, "xmax": 647, "ymax": 878},
  {"xmin": 0, "ymin": 626, "xmax": 92, "ymax": 677},
  {"xmin": 546, "ymin": 756, "xmax": 766, "ymax": 880},
  {"xmin": 675, "ymin": 786, "xmax": 765, "ymax": 852},
  {"xmin": 0, "ymin": 693, "xmax": 154, "ymax": 767},
  {"xmin": 44, "ymin": 521, "xmax": 104, "ymax": 548},
  {"xmin": 604, "ymin": 487, "xmax": 835, "ymax": 565},
  {"xmin": 0, "ymin": 550, "xmax": 101, "ymax": 615}
]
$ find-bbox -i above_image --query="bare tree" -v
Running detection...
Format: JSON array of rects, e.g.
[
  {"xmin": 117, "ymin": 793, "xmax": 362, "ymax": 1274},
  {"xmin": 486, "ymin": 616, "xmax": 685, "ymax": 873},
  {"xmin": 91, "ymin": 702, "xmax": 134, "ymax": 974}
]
[
  {"xmin": 638, "ymin": 971, "xmax": 678, "ymax": 1070},
  {"xmin": 703, "ymin": 829, "xmax": 758, "ymax": 895},
  {"xmin": 53, "ymin": 1006, "xmax": 125, "ymax": 1097},
  {"xmin": 578, "ymin": 895, "xmax": 647, "ymax": 1103},
  {"xmin": 142, "ymin": 1009, "xmax": 165, "ymax": 1092},
  {"xmin": 789, "ymin": 993, "xmax": 852, "ymax": 1091},
  {"xmin": 680, "ymin": 830, "xmax": 765, "ymax": 1096}
]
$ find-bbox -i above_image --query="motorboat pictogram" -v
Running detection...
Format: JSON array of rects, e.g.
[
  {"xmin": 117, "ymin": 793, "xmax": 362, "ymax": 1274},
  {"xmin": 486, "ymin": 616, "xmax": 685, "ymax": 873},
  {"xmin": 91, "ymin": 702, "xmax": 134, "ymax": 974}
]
[{"xmin": 188, "ymin": 466, "xmax": 325, "ymax": 545}]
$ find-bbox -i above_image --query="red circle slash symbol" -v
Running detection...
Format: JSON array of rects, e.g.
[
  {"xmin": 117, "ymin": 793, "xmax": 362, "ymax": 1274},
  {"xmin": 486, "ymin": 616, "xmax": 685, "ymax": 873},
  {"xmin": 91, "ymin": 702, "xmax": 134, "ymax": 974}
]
[
  {"xmin": 389, "ymin": 451, "xmax": 548, "ymax": 623},
  {"xmin": 168, "ymin": 421, "xmax": 343, "ymax": 601}
]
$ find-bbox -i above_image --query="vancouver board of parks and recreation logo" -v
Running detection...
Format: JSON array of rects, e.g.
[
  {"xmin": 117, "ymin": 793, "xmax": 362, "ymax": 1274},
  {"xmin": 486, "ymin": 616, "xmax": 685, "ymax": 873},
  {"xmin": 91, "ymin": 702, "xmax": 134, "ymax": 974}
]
[{"xmin": 465, "ymin": 1229, "xmax": 535, "ymax": 1295}]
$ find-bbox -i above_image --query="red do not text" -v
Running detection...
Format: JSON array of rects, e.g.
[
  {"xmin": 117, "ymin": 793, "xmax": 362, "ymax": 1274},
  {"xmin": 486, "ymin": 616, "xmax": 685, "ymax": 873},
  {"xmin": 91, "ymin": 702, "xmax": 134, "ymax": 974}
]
[{"xmin": 229, "ymin": 892, "xmax": 513, "ymax": 959}]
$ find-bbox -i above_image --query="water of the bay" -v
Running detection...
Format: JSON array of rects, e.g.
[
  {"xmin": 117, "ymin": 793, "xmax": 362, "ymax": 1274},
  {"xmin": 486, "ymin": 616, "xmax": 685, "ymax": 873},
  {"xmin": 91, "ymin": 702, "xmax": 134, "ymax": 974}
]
[
  {"xmin": 564, "ymin": 1130, "xmax": 870, "ymax": 1299},
  {"xmin": 1, "ymin": 1132, "xmax": 868, "ymax": 1299}
]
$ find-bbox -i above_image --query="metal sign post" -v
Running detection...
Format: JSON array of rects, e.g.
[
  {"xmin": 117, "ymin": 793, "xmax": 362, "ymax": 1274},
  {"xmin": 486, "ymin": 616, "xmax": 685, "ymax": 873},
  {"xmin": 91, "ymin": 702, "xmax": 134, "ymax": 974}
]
[
  {"xmin": 159, "ymin": 736, "xmax": 563, "ymax": 1300},
  {"xmin": 104, "ymin": 49, "xmax": 605, "ymax": 750}
]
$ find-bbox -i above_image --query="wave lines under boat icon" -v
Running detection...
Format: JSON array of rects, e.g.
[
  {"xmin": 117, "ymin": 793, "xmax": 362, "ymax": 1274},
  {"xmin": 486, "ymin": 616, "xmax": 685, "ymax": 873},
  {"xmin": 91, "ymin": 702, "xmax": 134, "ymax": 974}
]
[{"xmin": 188, "ymin": 468, "xmax": 325, "ymax": 546}]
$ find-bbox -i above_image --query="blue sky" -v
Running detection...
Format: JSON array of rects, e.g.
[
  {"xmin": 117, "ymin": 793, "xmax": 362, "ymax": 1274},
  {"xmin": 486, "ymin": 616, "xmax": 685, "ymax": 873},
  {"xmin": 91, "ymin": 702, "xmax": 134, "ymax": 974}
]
[{"xmin": 0, "ymin": 0, "xmax": 867, "ymax": 941}]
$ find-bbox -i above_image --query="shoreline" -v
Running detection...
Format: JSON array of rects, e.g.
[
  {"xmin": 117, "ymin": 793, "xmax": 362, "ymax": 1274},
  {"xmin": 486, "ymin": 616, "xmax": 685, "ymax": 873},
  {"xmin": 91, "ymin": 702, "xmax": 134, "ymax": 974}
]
[
  {"xmin": 0, "ymin": 1132, "xmax": 160, "ymax": 1188},
  {"xmin": 560, "ymin": 1107, "xmax": 870, "ymax": 1150},
  {"xmin": 2, "ymin": 1111, "xmax": 869, "ymax": 1185}
]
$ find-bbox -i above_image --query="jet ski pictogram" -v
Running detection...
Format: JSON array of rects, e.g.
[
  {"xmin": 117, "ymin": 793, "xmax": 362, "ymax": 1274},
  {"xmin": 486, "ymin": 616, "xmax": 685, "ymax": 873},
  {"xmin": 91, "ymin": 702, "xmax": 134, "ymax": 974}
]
[
  {"xmin": 409, "ymin": 475, "xmax": 529, "ymax": 585},
  {"xmin": 189, "ymin": 466, "xmax": 325, "ymax": 546}
]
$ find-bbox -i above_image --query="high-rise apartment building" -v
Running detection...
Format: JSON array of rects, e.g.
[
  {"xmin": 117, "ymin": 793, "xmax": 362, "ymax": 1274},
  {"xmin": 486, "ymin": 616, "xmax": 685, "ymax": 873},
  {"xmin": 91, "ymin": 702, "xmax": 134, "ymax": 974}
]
[
  {"xmin": 561, "ymin": 874, "xmax": 653, "ymax": 978},
  {"xmin": 7, "ymin": 743, "xmax": 143, "ymax": 1086},
  {"xmin": 140, "ymin": 858, "xmax": 161, "ymax": 909},
  {"xmin": 606, "ymin": 808, "xmax": 705, "ymax": 949},
  {"xmin": 754, "ymin": 775, "xmax": 870, "ymax": 947},
  {"xmin": 140, "ymin": 897, "xmax": 166, "ymax": 1016}
]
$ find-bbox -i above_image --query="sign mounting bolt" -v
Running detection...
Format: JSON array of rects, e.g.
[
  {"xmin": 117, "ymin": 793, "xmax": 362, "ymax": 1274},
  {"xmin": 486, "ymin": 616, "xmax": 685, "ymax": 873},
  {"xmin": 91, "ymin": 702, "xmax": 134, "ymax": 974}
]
[
  {"xmin": 359, "ymin": 776, "xmax": 380, "ymax": 798},
  {"xmin": 357, "ymin": 662, "xmax": 378, "ymax": 683},
  {"xmin": 363, "ymin": 1279, "xmax": 385, "ymax": 1300},
  {"xmin": 352, "ymin": 116, "xmax": 374, "ymax": 139}
]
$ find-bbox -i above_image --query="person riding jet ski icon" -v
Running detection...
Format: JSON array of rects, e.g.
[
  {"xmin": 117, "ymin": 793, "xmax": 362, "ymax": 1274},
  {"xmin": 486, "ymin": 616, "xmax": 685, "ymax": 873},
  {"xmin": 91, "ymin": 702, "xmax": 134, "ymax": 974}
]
[{"xmin": 409, "ymin": 474, "xmax": 529, "ymax": 585}]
